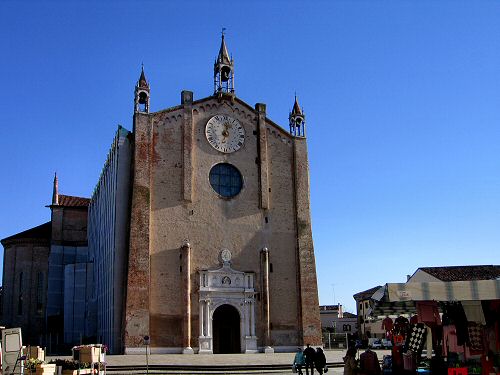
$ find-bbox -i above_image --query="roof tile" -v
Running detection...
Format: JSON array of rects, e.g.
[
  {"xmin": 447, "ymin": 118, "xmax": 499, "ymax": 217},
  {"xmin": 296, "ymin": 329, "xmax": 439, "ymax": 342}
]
[
  {"xmin": 420, "ymin": 265, "xmax": 500, "ymax": 281},
  {"xmin": 57, "ymin": 194, "xmax": 90, "ymax": 207}
]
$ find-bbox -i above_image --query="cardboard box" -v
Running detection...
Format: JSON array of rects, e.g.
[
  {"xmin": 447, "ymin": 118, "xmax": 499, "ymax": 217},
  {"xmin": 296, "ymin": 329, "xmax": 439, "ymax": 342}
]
[
  {"xmin": 24, "ymin": 346, "xmax": 45, "ymax": 361},
  {"xmin": 78, "ymin": 346, "xmax": 101, "ymax": 363},
  {"xmin": 35, "ymin": 363, "xmax": 56, "ymax": 375}
]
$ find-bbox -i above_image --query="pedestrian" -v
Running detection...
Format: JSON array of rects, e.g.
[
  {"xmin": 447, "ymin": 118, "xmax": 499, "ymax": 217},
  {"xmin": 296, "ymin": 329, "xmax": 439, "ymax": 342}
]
[
  {"xmin": 315, "ymin": 347, "xmax": 327, "ymax": 375},
  {"xmin": 343, "ymin": 347, "xmax": 358, "ymax": 375},
  {"xmin": 293, "ymin": 347, "xmax": 306, "ymax": 375},
  {"xmin": 303, "ymin": 343, "xmax": 316, "ymax": 375}
]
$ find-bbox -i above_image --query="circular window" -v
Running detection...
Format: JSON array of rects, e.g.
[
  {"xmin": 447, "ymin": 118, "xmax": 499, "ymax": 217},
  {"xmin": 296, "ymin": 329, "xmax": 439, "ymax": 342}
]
[{"xmin": 209, "ymin": 163, "xmax": 242, "ymax": 198}]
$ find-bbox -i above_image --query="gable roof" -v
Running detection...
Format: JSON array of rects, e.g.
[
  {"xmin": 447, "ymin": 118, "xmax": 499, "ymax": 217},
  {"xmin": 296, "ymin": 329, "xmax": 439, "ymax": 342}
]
[
  {"xmin": 418, "ymin": 265, "xmax": 500, "ymax": 281},
  {"xmin": 152, "ymin": 95, "xmax": 294, "ymax": 140},
  {"xmin": 56, "ymin": 194, "xmax": 90, "ymax": 207},
  {"xmin": 1, "ymin": 222, "xmax": 51, "ymax": 244},
  {"xmin": 353, "ymin": 285, "xmax": 383, "ymax": 301}
]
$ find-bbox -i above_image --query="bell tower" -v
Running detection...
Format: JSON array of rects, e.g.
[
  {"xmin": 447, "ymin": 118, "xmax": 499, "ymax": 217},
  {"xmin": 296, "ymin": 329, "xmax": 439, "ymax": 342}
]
[
  {"xmin": 134, "ymin": 65, "xmax": 150, "ymax": 113},
  {"xmin": 289, "ymin": 95, "xmax": 306, "ymax": 137},
  {"xmin": 214, "ymin": 30, "xmax": 234, "ymax": 96}
]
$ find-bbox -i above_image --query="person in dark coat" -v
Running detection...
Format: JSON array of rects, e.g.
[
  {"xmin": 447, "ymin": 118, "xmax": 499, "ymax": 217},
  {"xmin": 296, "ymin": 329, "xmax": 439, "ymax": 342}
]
[
  {"xmin": 303, "ymin": 344, "xmax": 316, "ymax": 375},
  {"xmin": 315, "ymin": 347, "xmax": 327, "ymax": 375}
]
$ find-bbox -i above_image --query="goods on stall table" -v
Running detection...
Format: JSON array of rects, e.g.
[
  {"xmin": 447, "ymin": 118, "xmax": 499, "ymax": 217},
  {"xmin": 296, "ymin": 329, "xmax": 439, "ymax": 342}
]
[{"xmin": 448, "ymin": 368, "xmax": 467, "ymax": 375}]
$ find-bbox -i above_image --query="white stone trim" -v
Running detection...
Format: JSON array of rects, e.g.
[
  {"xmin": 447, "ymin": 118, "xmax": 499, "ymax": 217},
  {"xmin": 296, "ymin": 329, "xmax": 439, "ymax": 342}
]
[{"xmin": 198, "ymin": 257, "xmax": 257, "ymax": 353}]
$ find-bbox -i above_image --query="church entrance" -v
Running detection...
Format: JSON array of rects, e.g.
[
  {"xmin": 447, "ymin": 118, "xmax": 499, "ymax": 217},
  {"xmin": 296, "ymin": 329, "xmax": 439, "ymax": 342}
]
[
  {"xmin": 212, "ymin": 304, "xmax": 241, "ymax": 353},
  {"xmin": 198, "ymin": 252, "xmax": 257, "ymax": 354}
]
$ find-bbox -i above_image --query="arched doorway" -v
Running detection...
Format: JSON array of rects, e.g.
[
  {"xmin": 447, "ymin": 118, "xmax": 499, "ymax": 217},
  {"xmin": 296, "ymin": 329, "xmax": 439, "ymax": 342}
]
[{"xmin": 212, "ymin": 304, "xmax": 241, "ymax": 353}]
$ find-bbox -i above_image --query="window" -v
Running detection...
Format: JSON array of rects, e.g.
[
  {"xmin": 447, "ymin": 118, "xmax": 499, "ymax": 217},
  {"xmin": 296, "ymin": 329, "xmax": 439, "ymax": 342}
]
[
  {"xmin": 209, "ymin": 163, "xmax": 242, "ymax": 198},
  {"xmin": 17, "ymin": 272, "xmax": 23, "ymax": 315},
  {"xmin": 343, "ymin": 324, "xmax": 352, "ymax": 332},
  {"xmin": 36, "ymin": 272, "xmax": 44, "ymax": 312},
  {"xmin": 17, "ymin": 296, "xmax": 23, "ymax": 315},
  {"xmin": 19, "ymin": 272, "xmax": 23, "ymax": 291}
]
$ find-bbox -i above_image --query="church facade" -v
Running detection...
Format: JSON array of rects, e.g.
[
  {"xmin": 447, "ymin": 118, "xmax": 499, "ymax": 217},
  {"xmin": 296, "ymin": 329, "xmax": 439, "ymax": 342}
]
[
  {"xmin": 1, "ymin": 35, "xmax": 322, "ymax": 354},
  {"xmin": 124, "ymin": 35, "xmax": 321, "ymax": 353}
]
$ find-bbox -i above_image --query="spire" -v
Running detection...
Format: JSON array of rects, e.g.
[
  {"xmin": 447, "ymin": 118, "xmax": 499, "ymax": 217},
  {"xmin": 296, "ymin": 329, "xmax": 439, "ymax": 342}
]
[
  {"xmin": 52, "ymin": 172, "xmax": 59, "ymax": 205},
  {"xmin": 217, "ymin": 34, "xmax": 231, "ymax": 65},
  {"xmin": 214, "ymin": 29, "xmax": 235, "ymax": 96},
  {"xmin": 291, "ymin": 95, "xmax": 303, "ymax": 116},
  {"xmin": 137, "ymin": 64, "xmax": 149, "ymax": 89},
  {"xmin": 135, "ymin": 64, "xmax": 150, "ymax": 113},
  {"xmin": 289, "ymin": 95, "xmax": 306, "ymax": 137}
]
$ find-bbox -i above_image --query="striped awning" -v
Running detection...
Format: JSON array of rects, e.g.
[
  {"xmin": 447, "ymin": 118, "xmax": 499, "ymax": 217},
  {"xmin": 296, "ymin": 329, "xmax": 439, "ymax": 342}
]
[
  {"xmin": 386, "ymin": 280, "xmax": 500, "ymax": 302},
  {"xmin": 368, "ymin": 280, "xmax": 500, "ymax": 318}
]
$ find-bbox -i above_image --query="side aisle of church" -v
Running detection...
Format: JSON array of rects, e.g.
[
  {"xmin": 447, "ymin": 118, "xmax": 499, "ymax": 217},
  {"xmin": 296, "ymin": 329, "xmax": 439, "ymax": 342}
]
[{"xmin": 1, "ymin": 35, "xmax": 322, "ymax": 354}]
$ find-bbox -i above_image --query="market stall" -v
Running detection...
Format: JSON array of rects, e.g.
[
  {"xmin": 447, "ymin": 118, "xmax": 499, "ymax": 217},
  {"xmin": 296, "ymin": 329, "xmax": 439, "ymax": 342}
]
[{"xmin": 367, "ymin": 280, "xmax": 500, "ymax": 374}]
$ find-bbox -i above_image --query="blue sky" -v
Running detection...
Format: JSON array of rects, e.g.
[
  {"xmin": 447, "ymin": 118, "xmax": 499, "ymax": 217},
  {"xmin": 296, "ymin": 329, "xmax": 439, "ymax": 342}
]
[{"xmin": 1, "ymin": 1, "xmax": 499, "ymax": 312}]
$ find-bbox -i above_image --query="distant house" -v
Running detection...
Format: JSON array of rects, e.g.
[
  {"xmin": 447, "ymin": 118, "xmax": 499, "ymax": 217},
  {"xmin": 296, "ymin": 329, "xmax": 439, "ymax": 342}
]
[
  {"xmin": 0, "ymin": 186, "xmax": 93, "ymax": 350},
  {"xmin": 319, "ymin": 304, "xmax": 357, "ymax": 335},
  {"xmin": 353, "ymin": 286, "xmax": 384, "ymax": 339}
]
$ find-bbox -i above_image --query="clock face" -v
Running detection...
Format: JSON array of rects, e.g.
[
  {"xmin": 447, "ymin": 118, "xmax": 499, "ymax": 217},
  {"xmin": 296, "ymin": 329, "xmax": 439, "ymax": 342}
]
[{"xmin": 205, "ymin": 114, "xmax": 245, "ymax": 153}]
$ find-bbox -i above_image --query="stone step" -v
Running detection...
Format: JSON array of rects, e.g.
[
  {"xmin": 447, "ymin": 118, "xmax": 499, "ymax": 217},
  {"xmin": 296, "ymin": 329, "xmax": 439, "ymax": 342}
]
[{"xmin": 105, "ymin": 362, "xmax": 345, "ymax": 374}]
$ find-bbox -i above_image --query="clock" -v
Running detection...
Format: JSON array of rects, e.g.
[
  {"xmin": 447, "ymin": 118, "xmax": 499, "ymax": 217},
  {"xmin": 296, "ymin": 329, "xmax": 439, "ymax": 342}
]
[{"xmin": 205, "ymin": 114, "xmax": 245, "ymax": 153}]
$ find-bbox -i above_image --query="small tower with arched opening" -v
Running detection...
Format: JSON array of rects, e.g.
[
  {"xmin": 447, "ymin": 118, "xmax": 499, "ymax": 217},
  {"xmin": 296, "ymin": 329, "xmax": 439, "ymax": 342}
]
[
  {"xmin": 289, "ymin": 95, "xmax": 306, "ymax": 137},
  {"xmin": 214, "ymin": 30, "xmax": 234, "ymax": 96},
  {"xmin": 134, "ymin": 65, "xmax": 150, "ymax": 113}
]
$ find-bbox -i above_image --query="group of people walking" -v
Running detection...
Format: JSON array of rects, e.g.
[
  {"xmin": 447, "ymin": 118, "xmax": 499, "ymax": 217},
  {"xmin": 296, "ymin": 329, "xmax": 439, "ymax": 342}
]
[
  {"xmin": 294, "ymin": 346, "xmax": 381, "ymax": 375},
  {"xmin": 293, "ymin": 344, "xmax": 327, "ymax": 375}
]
